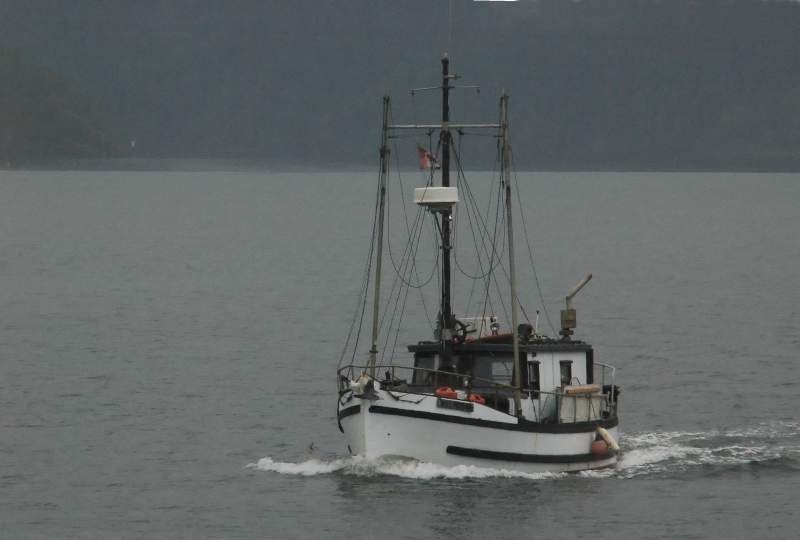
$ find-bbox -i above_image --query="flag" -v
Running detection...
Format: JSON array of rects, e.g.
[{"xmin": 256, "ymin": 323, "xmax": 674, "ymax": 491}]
[{"xmin": 417, "ymin": 145, "xmax": 438, "ymax": 170}]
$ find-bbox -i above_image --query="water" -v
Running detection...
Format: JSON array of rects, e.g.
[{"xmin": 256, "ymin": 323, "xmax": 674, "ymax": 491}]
[{"xmin": 0, "ymin": 170, "xmax": 798, "ymax": 539}]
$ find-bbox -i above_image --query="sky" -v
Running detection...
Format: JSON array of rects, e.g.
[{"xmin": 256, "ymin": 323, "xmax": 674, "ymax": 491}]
[{"xmin": 1, "ymin": 0, "xmax": 799, "ymax": 170}]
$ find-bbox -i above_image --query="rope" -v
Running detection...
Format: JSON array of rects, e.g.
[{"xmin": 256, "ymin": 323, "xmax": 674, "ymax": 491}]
[
  {"xmin": 341, "ymin": 99, "xmax": 555, "ymax": 371},
  {"xmin": 451, "ymin": 142, "xmax": 510, "ymax": 325},
  {"xmin": 380, "ymin": 192, "xmax": 429, "ymax": 364},
  {"xmin": 338, "ymin": 158, "xmax": 382, "ymax": 368},
  {"xmin": 509, "ymin": 142, "xmax": 557, "ymax": 335},
  {"xmin": 383, "ymin": 116, "xmax": 440, "ymax": 291},
  {"xmin": 391, "ymin": 132, "xmax": 435, "ymax": 331},
  {"xmin": 385, "ymin": 183, "xmax": 437, "ymax": 290}
]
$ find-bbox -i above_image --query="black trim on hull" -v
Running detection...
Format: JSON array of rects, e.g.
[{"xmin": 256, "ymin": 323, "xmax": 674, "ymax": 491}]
[
  {"xmin": 368, "ymin": 405, "xmax": 618, "ymax": 434},
  {"xmin": 447, "ymin": 445, "xmax": 611, "ymax": 464},
  {"xmin": 338, "ymin": 405, "xmax": 361, "ymax": 421}
]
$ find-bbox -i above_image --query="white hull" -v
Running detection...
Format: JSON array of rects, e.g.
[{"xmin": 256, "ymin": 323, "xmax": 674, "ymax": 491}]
[{"xmin": 339, "ymin": 389, "xmax": 618, "ymax": 473}]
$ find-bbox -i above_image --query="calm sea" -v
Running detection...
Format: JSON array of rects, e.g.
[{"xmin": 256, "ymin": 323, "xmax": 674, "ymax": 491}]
[{"xmin": 1, "ymin": 170, "xmax": 798, "ymax": 539}]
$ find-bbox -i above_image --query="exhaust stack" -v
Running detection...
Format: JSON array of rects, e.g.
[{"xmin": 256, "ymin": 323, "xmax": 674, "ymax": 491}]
[{"xmin": 560, "ymin": 273, "xmax": 592, "ymax": 339}]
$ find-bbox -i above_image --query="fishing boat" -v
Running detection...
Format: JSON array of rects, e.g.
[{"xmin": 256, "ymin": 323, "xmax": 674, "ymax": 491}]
[{"xmin": 336, "ymin": 55, "xmax": 620, "ymax": 473}]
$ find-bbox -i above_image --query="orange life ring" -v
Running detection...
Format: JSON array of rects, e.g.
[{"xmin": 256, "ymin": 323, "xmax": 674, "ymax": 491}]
[
  {"xmin": 468, "ymin": 393, "xmax": 486, "ymax": 405},
  {"xmin": 435, "ymin": 387, "xmax": 458, "ymax": 399}
]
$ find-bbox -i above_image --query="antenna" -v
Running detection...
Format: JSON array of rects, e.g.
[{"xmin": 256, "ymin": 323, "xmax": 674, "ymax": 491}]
[{"xmin": 448, "ymin": 0, "xmax": 453, "ymax": 53}]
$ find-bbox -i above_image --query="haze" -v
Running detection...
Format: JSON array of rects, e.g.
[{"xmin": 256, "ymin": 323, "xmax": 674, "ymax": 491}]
[{"xmin": 1, "ymin": 0, "xmax": 799, "ymax": 170}]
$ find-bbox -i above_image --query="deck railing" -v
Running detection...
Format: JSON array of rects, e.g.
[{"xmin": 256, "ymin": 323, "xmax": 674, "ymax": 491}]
[
  {"xmin": 593, "ymin": 361, "xmax": 617, "ymax": 397},
  {"xmin": 338, "ymin": 362, "xmax": 617, "ymax": 424}
]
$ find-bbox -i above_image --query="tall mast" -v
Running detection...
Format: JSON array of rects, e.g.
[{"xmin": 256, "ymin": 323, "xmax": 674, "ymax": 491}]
[
  {"xmin": 500, "ymin": 93, "xmax": 523, "ymax": 416},
  {"xmin": 440, "ymin": 54, "xmax": 454, "ymax": 351},
  {"xmin": 368, "ymin": 95, "xmax": 391, "ymax": 377}
]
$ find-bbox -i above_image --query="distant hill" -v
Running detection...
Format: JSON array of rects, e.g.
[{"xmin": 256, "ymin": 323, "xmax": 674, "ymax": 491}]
[
  {"xmin": 1, "ymin": 1, "xmax": 799, "ymax": 170},
  {"xmin": 0, "ymin": 48, "xmax": 118, "ymax": 166}
]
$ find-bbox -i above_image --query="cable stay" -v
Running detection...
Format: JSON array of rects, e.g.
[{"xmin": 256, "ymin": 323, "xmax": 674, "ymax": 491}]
[
  {"xmin": 335, "ymin": 57, "xmax": 620, "ymax": 475},
  {"xmin": 340, "ymin": 72, "xmax": 559, "ymax": 377}
]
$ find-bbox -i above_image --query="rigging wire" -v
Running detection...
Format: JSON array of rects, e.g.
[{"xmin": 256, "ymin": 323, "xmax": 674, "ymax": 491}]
[
  {"xmin": 451, "ymin": 142, "xmax": 510, "ymax": 325},
  {"xmin": 450, "ymin": 130, "xmax": 508, "ymax": 328},
  {"xmin": 454, "ymin": 135, "xmax": 534, "ymax": 329},
  {"xmin": 450, "ymin": 132, "xmax": 461, "ymax": 307},
  {"xmin": 377, "ymin": 120, "xmax": 441, "ymax": 356},
  {"xmin": 480, "ymin": 160, "xmax": 510, "ymax": 327},
  {"xmin": 452, "ymin": 164, "xmax": 506, "ymax": 279},
  {"xmin": 383, "ymin": 118, "xmax": 440, "ymax": 291},
  {"xmin": 454, "ymin": 163, "xmax": 500, "ymax": 318},
  {"xmin": 510, "ymin": 142, "xmax": 557, "ymax": 334},
  {"xmin": 386, "ymin": 231, "xmax": 420, "ymax": 365},
  {"xmin": 340, "ymin": 97, "xmax": 554, "ymax": 370},
  {"xmin": 459, "ymin": 133, "xmax": 500, "ymax": 318},
  {"xmin": 338, "ymin": 159, "xmax": 383, "ymax": 368},
  {"xmin": 374, "ymin": 108, "xmax": 423, "ymax": 347},
  {"xmin": 384, "ymin": 174, "xmax": 437, "ymax": 290},
  {"xmin": 452, "ymin": 133, "xmax": 475, "ymax": 317},
  {"xmin": 379, "ymin": 190, "xmax": 429, "ymax": 365},
  {"xmin": 377, "ymin": 189, "xmax": 422, "ymax": 338},
  {"xmin": 391, "ymin": 130, "xmax": 436, "ymax": 332}
]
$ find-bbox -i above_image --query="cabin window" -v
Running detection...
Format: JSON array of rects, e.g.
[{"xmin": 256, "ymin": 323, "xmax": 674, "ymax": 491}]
[
  {"xmin": 586, "ymin": 349, "xmax": 594, "ymax": 384},
  {"xmin": 559, "ymin": 360, "xmax": 573, "ymax": 386},
  {"xmin": 489, "ymin": 357, "xmax": 514, "ymax": 385},
  {"xmin": 527, "ymin": 360, "xmax": 540, "ymax": 398},
  {"xmin": 435, "ymin": 356, "xmax": 461, "ymax": 388},
  {"xmin": 468, "ymin": 353, "xmax": 514, "ymax": 387},
  {"xmin": 456, "ymin": 355, "xmax": 475, "ymax": 378},
  {"xmin": 412, "ymin": 354, "xmax": 435, "ymax": 385}
]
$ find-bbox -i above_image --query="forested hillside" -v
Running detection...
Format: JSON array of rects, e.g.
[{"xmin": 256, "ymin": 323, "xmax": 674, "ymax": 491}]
[
  {"xmin": 0, "ymin": 49, "xmax": 115, "ymax": 165},
  {"xmin": 1, "ymin": 1, "xmax": 799, "ymax": 170}
]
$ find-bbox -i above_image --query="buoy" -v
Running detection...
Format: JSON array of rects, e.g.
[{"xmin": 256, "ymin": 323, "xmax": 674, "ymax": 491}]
[
  {"xmin": 435, "ymin": 387, "xmax": 458, "ymax": 399},
  {"xmin": 591, "ymin": 439, "xmax": 610, "ymax": 457},
  {"xmin": 468, "ymin": 393, "xmax": 486, "ymax": 405},
  {"xmin": 596, "ymin": 426, "xmax": 620, "ymax": 453}
]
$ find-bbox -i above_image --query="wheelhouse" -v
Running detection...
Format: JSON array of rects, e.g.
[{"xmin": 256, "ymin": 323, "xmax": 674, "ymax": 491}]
[
  {"xmin": 408, "ymin": 339, "xmax": 596, "ymax": 391},
  {"xmin": 393, "ymin": 336, "xmax": 617, "ymax": 423}
]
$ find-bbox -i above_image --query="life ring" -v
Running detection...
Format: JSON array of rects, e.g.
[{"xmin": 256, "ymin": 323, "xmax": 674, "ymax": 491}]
[
  {"xmin": 435, "ymin": 387, "xmax": 458, "ymax": 399},
  {"xmin": 468, "ymin": 393, "xmax": 486, "ymax": 405}
]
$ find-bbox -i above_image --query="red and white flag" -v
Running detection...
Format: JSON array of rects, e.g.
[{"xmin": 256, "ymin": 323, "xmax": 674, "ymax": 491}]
[{"xmin": 417, "ymin": 145, "xmax": 438, "ymax": 170}]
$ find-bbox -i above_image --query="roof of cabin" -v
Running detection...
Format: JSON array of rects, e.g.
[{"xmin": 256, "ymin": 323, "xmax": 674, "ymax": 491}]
[{"xmin": 408, "ymin": 338, "xmax": 593, "ymax": 354}]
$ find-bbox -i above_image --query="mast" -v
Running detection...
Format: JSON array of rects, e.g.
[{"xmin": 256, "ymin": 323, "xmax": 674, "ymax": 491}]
[
  {"xmin": 368, "ymin": 95, "xmax": 391, "ymax": 377},
  {"xmin": 500, "ymin": 93, "xmax": 523, "ymax": 416},
  {"xmin": 440, "ymin": 54, "xmax": 454, "ymax": 353}
]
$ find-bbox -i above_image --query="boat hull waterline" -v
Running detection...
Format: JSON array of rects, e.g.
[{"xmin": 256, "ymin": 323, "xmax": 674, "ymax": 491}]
[{"xmin": 339, "ymin": 390, "xmax": 619, "ymax": 474}]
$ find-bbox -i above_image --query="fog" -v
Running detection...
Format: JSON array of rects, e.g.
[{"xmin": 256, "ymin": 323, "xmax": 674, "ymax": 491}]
[{"xmin": 1, "ymin": 0, "xmax": 799, "ymax": 170}]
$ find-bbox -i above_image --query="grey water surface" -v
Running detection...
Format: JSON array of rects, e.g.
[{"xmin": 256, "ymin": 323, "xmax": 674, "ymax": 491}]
[{"xmin": 1, "ymin": 170, "xmax": 798, "ymax": 539}]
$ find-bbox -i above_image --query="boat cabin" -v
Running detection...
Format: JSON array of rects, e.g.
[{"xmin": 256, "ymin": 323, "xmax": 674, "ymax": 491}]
[{"xmin": 403, "ymin": 337, "xmax": 612, "ymax": 423}]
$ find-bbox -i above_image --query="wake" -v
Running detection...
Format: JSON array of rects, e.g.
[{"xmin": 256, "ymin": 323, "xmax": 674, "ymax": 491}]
[
  {"xmin": 248, "ymin": 420, "xmax": 800, "ymax": 481},
  {"xmin": 247, "ymin": 455, "xmax": 565, "ymax": 480},
  {"xmin": 611, "ymin": 419, "xmax": 800, "ymax": 478}
]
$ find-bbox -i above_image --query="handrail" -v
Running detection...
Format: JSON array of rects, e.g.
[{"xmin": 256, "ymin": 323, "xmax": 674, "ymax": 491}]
[
  {"xmin": 339, "ymin": 361, "xmax": 618, "ymax": 422},
  {"xmin": 593, "ymin": 361, "xmax": 617, "ymax": 404},
  {"xmin": 338, "ymin": 363, "xmax": 518, "ymax": 392},
  {"xmin": 339, "ymin": 363, "xmax": 613, "ymax": 400}
]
